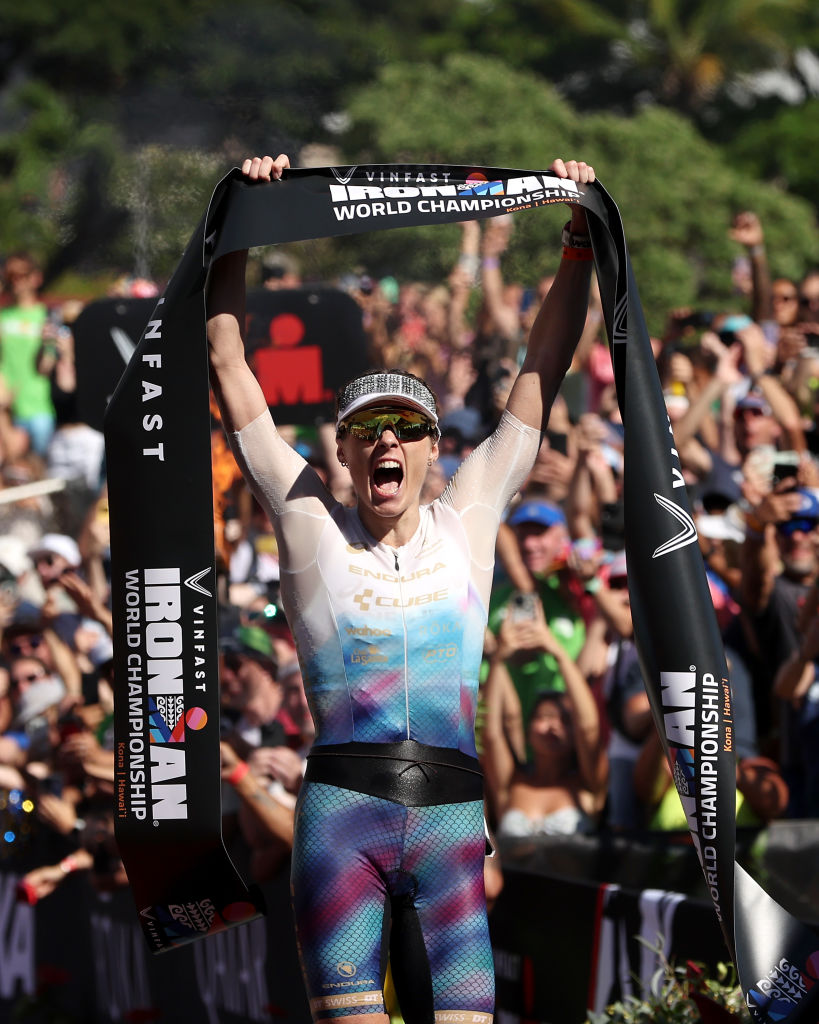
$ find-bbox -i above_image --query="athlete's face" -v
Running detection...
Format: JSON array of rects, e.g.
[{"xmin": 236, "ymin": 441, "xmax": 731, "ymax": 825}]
[{"xmin": 337, "ymin": 404, "xmax": 439, "ymax": 536}]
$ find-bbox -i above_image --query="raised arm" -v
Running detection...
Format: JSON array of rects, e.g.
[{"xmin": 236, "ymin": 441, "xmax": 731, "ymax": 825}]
[
  {"xmin": 207, "ymin": 154, "xmax": 290, "ymax": 433},
  {"xmin": 481, "ymin": 621, "xmax": 525, "ymax": 820},
  {"xmin": 505, "ymin": 158, "xmax": 595, "ymax": 432}
]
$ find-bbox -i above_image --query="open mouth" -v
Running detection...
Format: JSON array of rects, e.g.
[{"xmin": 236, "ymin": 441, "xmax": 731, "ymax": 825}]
[{"xmin": 372, "ymin": 459, "xmax": 403, "ymax": 496}]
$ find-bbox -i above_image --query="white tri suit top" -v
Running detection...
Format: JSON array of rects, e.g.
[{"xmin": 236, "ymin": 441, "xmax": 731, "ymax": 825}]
[{"xmin": 230, "ymin": 407, "xmax": 541, "ymax": 758}]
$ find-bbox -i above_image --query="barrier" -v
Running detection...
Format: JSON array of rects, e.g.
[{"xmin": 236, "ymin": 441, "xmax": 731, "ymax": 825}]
[
  {"xmin": 1, "ymin": 823, "xmax": 816, "ymax": 1022},
  {"xmin": 0, "ymin": 838, "xmax": 309, "ymax": 1024}
]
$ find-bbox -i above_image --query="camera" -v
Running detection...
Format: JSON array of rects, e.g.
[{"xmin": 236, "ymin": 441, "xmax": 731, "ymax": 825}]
[
  {"xmin": 676, "ymin": 311, "xmax": 715, "ymax": 330},
  {"xmin": 717, "ymin": 314, "xmax": 753, "ymax": 345}
]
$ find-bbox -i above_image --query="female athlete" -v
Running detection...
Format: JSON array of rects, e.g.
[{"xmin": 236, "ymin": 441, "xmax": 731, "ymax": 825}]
[{"xmin": 207, "ymin": 152, "xmax": 595, "ymax": 1024}]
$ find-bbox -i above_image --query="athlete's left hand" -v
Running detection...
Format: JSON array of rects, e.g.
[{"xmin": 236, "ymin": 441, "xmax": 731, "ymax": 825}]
[
  {"xmin": 241, "ymin": 154, "xmax": 290, "ymax": 182},
  {"xmin": 550, "ymin": 158, "xmax": 595, "ymax": 234}
]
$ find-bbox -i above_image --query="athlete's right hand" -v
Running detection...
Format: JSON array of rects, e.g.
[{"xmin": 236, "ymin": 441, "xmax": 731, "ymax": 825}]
[{"xmin": 241, "ymin": 154, "xmax": 290, "ymax": 182}]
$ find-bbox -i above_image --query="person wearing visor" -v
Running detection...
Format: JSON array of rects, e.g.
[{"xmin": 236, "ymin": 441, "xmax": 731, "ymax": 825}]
[{"xmin": 207, "ymin": 152, "xmax": 595, "ymax": 1024}]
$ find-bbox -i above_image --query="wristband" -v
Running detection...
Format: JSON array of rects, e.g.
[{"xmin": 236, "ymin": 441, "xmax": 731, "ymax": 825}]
[
  {"xmin": 561, "ymin": 221, "xmax": 592, "ymax": 249},
  {"xmin": 16, "ymin": 879, "xmax": 38, "ymax": 905},
  {"xmin": 481, "ymin": 257, "xmax": 500, "ymax": 271},
  {"xmin": 458, "ymin": 253, "xmax": 479, "ymax": 276},
  {"xmin": 227, "ymin": 761, "xmax": 250, "ymax": 786},
  {"xmin": 59, "ymin": 855, "xmax": 78, "ymax": 874},
  {"xmin": 563, "ymin": 246, "xmax": 594, "ymax": 262}
]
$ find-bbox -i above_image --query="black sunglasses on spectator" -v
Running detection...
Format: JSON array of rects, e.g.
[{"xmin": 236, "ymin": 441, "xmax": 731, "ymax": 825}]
[
  {"xmin": 10, "ymin": 637, "xmax": 43, "ymax": 656},
  {"xmin": 12, "ymin": 671, "xmax": 46, "ymax": 686}
]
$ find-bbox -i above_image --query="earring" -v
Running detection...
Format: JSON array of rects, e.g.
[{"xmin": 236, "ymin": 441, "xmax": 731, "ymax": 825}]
[
  {"xmin": 427, "ymin": 459, "xmax": 433, "ymax": 466},
  {"xmin": 340, "ymin": 460, "xmax": 348, "ymax": 467}
]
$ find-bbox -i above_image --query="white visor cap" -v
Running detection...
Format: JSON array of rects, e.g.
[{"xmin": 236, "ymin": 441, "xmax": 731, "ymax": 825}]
[{"xmin": 336, "ymin": 372, "xmax": 439, "ymax": 430}]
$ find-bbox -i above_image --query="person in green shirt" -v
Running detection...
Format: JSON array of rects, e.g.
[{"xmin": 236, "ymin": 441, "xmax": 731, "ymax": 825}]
[
  {"xmin": 0, "ymin": 253, "xmax": 55, "ymax": 455},
  {"xmin": 487, "ymin": 499, "xmax": 586, "ymax": 733}
]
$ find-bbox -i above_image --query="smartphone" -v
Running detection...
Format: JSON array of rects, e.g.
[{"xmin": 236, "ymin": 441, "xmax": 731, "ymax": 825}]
[
  {"xmin": 58, "ymin": 713, "xmax": 84, "ymax": 743},
  {"xmin": 772, "ymin": 451, "xmax": 800, "ymax": 489},
  {"xmin": 38, "ymin": 775, "xmax": 63, "ymax": 797},
  {"xmin": 509, "ymin": 590, "xmax": 537, "ymax": 622},
  {"xmin": 546, "ymin": 430, "xmax": 568, "ymax": 456}
]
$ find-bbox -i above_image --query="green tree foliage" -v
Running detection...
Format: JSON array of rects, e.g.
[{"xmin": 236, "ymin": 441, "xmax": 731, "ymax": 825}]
[
  {"xmin": 0, "ymin": 0, "xmax": 219, "ymax": 95},
  {"xmin": 547, "ymin": 0, "xmax": 808, "ymax": 115},
  {"xmin": 0, "ymin": 80, "xmax": 120, "ymax": 281},
  {"xmin": 108, "ymin": 145, "xmax": 224, "ymax": 282},
  {"xmin": 0, "ymin": 2, "xmax": 817, "ymax": 304},
  {"xmin": 338, "ymin": 56, "xmax": 818, "ymax": 332},
  {"xmin": 728, "ymin": 97, "xmax": 819, "ymax": 208},
  {"xmin": 416, "ymin": 0, "xmax": 815, "ymax": 143},
  {"xmin": 126, "ymin": 0, "xmax": 364, "ymax": 153}
]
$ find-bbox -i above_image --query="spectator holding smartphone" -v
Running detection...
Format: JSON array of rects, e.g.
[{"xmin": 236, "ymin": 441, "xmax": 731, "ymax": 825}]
[
  {"xmin": 774, "ymin": 582, "xmax": 819, "ymax": 816},
  {"xmin": 482, "ymin": 595, "xmax": 607, "ymax": 837},
  {"xmin": 742, "ymin": 482, "xmax": 819, "ymax": 750},
  {"xmin": 487, "ymin": 500, "xmax": 587, "ymax": 735}
]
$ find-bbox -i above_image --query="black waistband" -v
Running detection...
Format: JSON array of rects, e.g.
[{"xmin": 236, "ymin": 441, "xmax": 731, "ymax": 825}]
[{"xmin": 305, "ymin": 740, "xmax": 484, "ymax": 807}]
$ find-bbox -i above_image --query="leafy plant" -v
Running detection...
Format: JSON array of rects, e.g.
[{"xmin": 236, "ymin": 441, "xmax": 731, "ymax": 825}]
[{"xmin": 585, "ymin": 936, "xmax": 751, "ymax": 1022}]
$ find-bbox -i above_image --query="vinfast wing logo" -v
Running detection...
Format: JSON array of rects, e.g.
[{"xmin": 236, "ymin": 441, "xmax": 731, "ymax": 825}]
[
  {"xmin": 331, "ymin": 166, "xmax": 359, "ymax": 185},
  {"xmin": 652, "ymin": 493, "xmax": 698, "ymax": 558},
  {"xmin": 612, "ymin": 292, "xmax": 628, "ymax": 344},
  {"xmin": 184, "ymin": 567, "xmax": 212, "ymax": 598}
]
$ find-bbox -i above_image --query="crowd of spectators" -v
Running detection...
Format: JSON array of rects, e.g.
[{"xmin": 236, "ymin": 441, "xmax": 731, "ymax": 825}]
[{"xmin": 1, "ymin": 203, "xmax": 818, "ymax": 920}]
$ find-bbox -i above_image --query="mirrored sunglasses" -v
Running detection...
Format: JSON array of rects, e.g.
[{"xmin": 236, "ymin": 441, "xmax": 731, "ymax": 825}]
[{"xmin": 338, "ymin": 408, "xmax": 439, "ymax": 443}]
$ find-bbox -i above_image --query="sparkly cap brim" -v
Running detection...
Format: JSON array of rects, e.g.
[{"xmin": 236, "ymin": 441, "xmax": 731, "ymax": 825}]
[{"xmin": 336, "ymin": 374, "xmax": 438, "ymax": 429}]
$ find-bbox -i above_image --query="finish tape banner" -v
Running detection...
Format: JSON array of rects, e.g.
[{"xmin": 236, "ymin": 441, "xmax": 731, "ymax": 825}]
[{"xmin": 104, "ymin": 162, "xmax": 819, "ymax": 1013}]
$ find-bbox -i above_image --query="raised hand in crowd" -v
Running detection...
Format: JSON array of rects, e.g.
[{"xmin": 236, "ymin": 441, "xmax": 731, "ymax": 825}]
[
  {"xmin": 566, "ymin": 412, "xmax": 619, "ymax": 538},
  {"xmin": 34, "ymin": 788, "xmax": 82, "ymax": 836},
  {"xmin": 17, "ymin": 849, "xmax": 94, "ymax": 905},
  {"xmin": 219, "ymin": 739, "xmax": 295, "ymax": 877},
  {"xmin": 443, "ymin": 350, "xmax": 478, "ymax": 413},
  {"xmin": 57, "ymin": 728, "xmax": 115, "ymax": 786},
  {"xmin": 448, "ymin": 219, "xmax": 480, "ymax": 346},
  {"xmin": 729, "ymin": 210, "xmax": 773, "ymax": 325},
  {"xmin": 248, "ymin": 743, "xmax": 304, "ymax": 797},
  {"xmin": 479, "ymin": 214, "xmax": 520, "ymax": 347},
  {"xmin": 57, "ymin": 568, "xmax": 113, "ymax": 638},
  {"xmin": 729, "ymin": 210, "xmax": 766, "ymax": 252},
  {"xmin": 482, "ymin": 595, "xmax": 607, "ymax": 834},
  {"xmin": 774, "ymin": 598, "xmax": 819, "ymax": 706}
]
